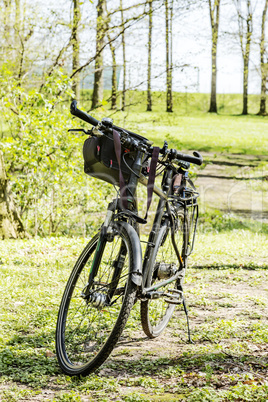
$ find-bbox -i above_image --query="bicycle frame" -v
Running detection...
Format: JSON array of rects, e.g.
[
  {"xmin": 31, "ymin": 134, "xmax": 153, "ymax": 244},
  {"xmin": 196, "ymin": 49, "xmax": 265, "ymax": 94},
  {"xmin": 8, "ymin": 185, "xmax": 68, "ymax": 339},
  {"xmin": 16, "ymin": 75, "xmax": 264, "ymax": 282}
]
[
  {"xmin": 139, "ymin": 167, "xmax": 193, "ymax": 297},
  {"xmin": 85, "ymin": 150, "xmax": 199, "ymax": 303}
]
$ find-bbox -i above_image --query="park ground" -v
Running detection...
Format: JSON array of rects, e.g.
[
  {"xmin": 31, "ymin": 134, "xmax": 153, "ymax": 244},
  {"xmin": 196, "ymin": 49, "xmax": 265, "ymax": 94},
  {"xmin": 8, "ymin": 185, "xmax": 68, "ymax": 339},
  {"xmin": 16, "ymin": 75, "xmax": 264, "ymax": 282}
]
[{"xmin": 1, "ymin": 102, "xmax": 268, "ymax": 401}]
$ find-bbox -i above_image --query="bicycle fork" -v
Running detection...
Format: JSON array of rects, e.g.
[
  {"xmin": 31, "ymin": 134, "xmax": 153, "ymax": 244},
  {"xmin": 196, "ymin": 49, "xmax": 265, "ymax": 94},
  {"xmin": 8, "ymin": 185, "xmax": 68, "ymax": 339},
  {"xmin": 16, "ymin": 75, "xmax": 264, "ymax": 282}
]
[{"xmin": 81, "ymin": 202, "xmax": 119, "ymax": 307}]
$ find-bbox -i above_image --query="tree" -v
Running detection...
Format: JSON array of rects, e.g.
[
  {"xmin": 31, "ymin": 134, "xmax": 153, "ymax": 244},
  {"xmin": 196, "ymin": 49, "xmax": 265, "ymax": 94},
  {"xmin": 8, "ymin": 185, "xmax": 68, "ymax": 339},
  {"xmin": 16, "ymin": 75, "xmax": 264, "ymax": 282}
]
[
  {"xmin": 234, "ymin": 0, "xmax": 253, "ymax": 115},
  {"xmin": 208, "ymin": 0, "xmax": 221, "ymax": 113},
  {"xmin": 71, "ymin": 0, "xmax": 81, "ymax": 100},
  {"xmin": 0, "ymin": 151, "xmax": 25, "ymax": 239},
  {"xmin": 106, "ymin": 26, "xmax": 117, "ymax": 109},
  {"xmin": 258, "ymin": 0, "xmax": 268, "ymax": 115},
  {"xmin": 165, "ymin": 0, "xmax": 173, "ymax": 113},
  {"xmin": 120, "ymin": 0, "xmax": 127, "ymax": 111},
  {"xmin": 1, "ymin": 0, "xmax": 12, "ymax": 55},
  {"xmin": 91, "ymin": 0, "xmax": 106, "ymax": 109},
  {"xmin": 147, "ymin": 0, "xmax": 153, "ymax": 111}
]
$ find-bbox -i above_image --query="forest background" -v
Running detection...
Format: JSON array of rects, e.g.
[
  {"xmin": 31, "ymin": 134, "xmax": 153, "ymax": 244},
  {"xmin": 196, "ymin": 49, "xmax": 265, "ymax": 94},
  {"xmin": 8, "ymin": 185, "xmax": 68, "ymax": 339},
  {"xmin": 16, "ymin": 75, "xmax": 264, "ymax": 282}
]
[{"xmin": 0, "ymin": 0, "xmax": 267, "ymax": 238}]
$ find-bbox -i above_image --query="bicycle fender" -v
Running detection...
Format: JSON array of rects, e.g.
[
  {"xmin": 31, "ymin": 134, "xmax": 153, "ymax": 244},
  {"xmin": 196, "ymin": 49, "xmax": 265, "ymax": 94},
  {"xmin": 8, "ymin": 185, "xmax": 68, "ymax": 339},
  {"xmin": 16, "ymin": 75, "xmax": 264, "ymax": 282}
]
[{"xmin": 119, "ymin": 221, "xmax": 143, "ymax": 286}]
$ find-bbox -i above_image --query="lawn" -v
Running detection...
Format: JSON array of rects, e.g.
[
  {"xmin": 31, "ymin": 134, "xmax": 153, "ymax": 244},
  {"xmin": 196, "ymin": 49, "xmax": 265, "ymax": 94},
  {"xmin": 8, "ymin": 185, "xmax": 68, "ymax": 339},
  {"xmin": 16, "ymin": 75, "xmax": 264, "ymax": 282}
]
[
  {"xmin": 80, "ymin": 91, "xmax": 268, "ymax": 155},
  {"xmin": 0, "ymin": 229, "xmax": 268, "ymax": 401},
  {"xmin": 1, "ymin": 92, "xmax": 268, "ymax": 400}
]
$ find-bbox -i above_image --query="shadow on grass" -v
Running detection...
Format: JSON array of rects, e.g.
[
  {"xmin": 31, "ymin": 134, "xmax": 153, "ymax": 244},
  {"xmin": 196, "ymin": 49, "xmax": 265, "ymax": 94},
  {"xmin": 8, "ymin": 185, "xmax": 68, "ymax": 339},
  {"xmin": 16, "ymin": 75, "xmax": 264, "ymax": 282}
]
[
  {"xmin": 0, "ymin": 343, "xmax": 60, "ymax": 386},
  {"xmin": 192, "ymin": 264, "xmax": 268, "ymax": 270},
  {"xmin": 2, "ymin": 331, "xmax": 268, "ymax": 391},
  {"xmin": 103, "ymin": 348, "xmax": 268, "ymax": 378}
]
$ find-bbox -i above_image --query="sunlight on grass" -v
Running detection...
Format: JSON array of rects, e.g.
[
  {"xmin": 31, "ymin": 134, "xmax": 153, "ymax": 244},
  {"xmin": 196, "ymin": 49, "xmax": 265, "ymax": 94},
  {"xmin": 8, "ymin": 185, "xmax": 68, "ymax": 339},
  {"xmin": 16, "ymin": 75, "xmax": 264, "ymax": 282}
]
[
  {"xmin": 80, "ymin": 91, "xmax": 268, "ymax": 155},
  {"xmin": 0, "ymin": 230, "xmax": 268, "ymax": 400}
]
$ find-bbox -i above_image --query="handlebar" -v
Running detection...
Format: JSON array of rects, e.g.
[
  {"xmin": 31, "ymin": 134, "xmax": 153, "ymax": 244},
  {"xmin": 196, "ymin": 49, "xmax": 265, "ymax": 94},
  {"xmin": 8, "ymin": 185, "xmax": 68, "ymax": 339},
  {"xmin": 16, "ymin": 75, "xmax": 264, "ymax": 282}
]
[
  {"xmin": 168, "ymin": 149, "xmax": 203, "ymax": 166},
  {"xmin": 70, "ymin": 100, "xmax": 149, "ymax": 144},
  {"xmin": 70, "ymin": 100, "xmax": 203, "ymax": 167},
  {"xmin": 71, "ymin": 100, "xmax": 99, "ymax": 126}
]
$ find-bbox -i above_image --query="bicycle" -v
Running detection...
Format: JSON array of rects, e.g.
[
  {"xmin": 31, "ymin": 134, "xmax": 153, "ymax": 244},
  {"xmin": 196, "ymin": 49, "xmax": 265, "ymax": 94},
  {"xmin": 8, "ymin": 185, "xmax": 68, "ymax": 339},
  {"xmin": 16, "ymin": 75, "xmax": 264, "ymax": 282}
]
[{"xmin": 55, "ymin": 100, "xmax": 203, "ymax": 376}]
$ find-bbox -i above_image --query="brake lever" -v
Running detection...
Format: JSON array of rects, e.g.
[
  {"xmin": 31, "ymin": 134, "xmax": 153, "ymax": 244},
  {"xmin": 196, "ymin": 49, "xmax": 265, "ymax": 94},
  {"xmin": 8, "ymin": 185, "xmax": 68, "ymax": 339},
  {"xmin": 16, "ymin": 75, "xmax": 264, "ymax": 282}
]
[
  {"xmin": 68, "ymin": 129, "xmax": 90, "ymax": 135},
  {"xmin": 92, "ymin": 123, "xmax": 105, "ymax": 137}
]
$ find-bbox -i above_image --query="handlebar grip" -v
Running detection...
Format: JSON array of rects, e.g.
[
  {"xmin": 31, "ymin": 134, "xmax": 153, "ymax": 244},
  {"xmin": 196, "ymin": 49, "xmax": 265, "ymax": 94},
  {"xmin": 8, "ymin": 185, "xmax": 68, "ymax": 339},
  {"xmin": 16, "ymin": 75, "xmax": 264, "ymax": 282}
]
[
  {"xmin": 172, "ymin": 150, "xmax": 203, "ymax": 166},
  {"xmin": 70, "ymin": 100, "xmax": 99, "ymax": 127}
]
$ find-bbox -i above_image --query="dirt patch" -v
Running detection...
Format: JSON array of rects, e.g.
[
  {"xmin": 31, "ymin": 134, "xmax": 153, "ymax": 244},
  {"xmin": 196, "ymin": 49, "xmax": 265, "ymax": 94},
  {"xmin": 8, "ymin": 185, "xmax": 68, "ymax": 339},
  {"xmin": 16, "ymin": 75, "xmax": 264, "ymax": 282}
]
[{"xmin": 196, "ymin": 153, "xmax": 268, "ymax": 219}]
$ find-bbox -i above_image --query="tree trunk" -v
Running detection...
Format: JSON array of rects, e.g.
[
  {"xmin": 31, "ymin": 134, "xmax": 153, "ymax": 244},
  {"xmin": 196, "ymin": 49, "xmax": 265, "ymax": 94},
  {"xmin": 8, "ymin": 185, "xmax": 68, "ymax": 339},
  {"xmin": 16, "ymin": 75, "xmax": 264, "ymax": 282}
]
[
  {"xmin": 107, "ymin": 32, "xmax": 117, "ymax": 110},
  {"xmin": 166, "ymin": 0, "xmax": 173, "ymax": 113},
  {"xmin": 120, "ymin": 0, "xmax": 126, "ymax": 111},
  {"xmin": 14, "ymin": 0, "xmax": 21, "ymax": 54},
  {"xmin": 242, "ymin": 5, "xmax": 252, "ymax": 116},
  {"xmin": 71, "ymin": 0, "xmax": 81, "ymax": 100},
  {"xmin": 105, "ymin": 0, "xmax": 117, "ymax": 110},
  {"xmin": 236, "ymin": 0, "xmax": 252, "ymax": 115},
  {"xmin": 258, "ymin": 0, "xmax": 268, "ymax": 116},
  {"xmin": 242, "ymin": 53, "xmax": 250, "ymax": 115},
  {"xmin": 2, "ymin": 0, "xmax": 12, "ymax": 59},
  {"xmin": 208, "ymin": 0, "xmax": 221, "ymax": 113},
  {"xmin": 0, "ymin": 151, "xmax": 26, "ymax": 239},
  {"xmin": 91, "ymin": 0, "xmax": 105, "ymax": 110},
  {"xmin": 111, "ymin": 48, "xmax": 117, "ymax": 110},
  {"xmin": 147, "ymin": 0, "xmax": 153, "ymax": 112}
]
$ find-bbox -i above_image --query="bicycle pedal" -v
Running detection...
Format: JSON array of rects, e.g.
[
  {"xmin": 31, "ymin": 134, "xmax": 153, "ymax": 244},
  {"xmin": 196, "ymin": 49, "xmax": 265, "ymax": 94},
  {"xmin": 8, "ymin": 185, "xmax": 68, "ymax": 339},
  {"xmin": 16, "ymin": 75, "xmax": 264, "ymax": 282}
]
[{"xmin": 164, "ymin": 289, "xmax": 183, "ymax": 305}]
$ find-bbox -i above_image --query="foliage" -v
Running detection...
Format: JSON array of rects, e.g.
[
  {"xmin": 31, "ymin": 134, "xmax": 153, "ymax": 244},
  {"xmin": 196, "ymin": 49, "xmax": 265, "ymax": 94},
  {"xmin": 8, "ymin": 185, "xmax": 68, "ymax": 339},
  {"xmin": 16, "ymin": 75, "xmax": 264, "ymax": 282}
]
[
  {"xmin": 0, "ymin": 74, "xmax": 267, "ymax": 237},
  {"xmin": 0, "ymin": 64, "xmax": 112, "ymax": 236}
]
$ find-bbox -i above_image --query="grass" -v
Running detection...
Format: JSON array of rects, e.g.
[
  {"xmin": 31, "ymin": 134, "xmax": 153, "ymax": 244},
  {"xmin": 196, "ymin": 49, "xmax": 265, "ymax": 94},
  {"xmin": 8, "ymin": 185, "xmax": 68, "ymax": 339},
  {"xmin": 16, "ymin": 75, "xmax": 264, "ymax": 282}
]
[
  {"xmin": 80, "ymin": 90, "xmax": 268, "ymax": 156},
  {"xmin": 1, "ymin": 91, "xmax": 268, "ymax": 400},
  {"xmin": 0, "ymin": 230, "xmax": 268, "ymax": 401}
]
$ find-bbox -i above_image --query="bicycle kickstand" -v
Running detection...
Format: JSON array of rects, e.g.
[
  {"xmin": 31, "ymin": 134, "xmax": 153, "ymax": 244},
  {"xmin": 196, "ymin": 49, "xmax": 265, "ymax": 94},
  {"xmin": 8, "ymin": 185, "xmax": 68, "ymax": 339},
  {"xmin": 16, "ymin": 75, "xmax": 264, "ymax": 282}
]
[{"xmin": 182, "ymin": 295, "xmax": 194, "ymax": 344}]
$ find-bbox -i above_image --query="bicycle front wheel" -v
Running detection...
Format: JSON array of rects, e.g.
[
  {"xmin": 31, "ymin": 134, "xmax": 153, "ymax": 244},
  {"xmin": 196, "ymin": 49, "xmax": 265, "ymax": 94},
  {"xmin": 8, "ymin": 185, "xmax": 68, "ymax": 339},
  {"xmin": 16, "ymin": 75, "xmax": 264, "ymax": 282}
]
[
  {"xmin": 141, "ymin": 207, "xmax": 189, "ymax": 338},
  {"xmin": 56, "ymin": 221, "xmax": 138, "ymax": 376}
]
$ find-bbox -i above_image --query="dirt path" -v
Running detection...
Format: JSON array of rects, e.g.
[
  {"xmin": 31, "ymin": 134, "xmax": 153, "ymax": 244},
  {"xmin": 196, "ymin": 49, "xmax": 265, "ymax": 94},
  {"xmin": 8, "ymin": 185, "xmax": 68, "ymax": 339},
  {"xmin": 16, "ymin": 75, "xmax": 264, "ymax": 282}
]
[{"xmin": 196, "ymin": 153, "xmax": 268, "ymax": 221}]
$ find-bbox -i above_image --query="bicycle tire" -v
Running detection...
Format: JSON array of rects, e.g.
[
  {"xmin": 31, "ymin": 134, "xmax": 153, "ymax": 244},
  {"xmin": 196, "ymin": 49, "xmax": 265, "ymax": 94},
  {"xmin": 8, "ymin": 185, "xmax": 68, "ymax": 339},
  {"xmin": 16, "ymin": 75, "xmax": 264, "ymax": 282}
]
[
  {"xmin": 140, "ymin": 207, "xmax": 189, "ymax": 338},
  {"xmin": 56, "ymin": 221, "xmax": 138, "ymax": 376}
]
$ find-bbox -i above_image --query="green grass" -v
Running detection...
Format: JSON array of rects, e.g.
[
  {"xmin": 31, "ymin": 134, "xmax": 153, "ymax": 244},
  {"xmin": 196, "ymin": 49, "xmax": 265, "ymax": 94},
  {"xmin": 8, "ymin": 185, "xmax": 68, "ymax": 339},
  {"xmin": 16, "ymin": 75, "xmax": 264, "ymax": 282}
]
[
  {"xmin": 118, "ymin": 111, "xmax": 268, "ymax": 156},
  {"xmin": 199, "ymin": 209, "xmax": 268, "ymax": 236},
  {"xmin": 1, "ymin": 89, "xmax": 268, "ymax": 399},
  {"xmin": 0, "ymin": 231, "xmax": 268, "ymax": 401},
  {"xmin": 80, "ymin": 90, "xmax": 268, "ymax": 155}
]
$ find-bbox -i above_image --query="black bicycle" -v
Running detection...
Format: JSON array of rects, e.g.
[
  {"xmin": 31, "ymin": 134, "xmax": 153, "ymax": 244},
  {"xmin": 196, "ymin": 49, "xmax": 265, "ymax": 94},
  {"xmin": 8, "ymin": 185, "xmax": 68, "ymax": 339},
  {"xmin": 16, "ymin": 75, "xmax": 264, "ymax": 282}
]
[{"xmin": 55, "ymin": 101, "xmax": 203, "ymax": 376}]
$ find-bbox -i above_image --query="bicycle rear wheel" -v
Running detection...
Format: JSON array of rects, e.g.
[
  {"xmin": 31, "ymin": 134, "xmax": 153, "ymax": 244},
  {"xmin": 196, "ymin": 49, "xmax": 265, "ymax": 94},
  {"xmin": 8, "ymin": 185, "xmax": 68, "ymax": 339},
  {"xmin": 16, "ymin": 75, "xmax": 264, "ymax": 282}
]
[
  {"xmin": 141, "ymin": 207, "xmax": 189, "ymax": 338},
  {"xmin": 56, "ymin": 221, "xmax": 138, "ymax": 376}
]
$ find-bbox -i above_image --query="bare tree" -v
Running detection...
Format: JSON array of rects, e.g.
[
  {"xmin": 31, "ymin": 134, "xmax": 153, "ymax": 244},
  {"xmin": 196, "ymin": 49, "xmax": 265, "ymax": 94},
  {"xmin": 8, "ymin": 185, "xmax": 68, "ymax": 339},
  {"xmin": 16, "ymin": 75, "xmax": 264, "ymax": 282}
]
[
  {"xmin": 234, "ymin": 0, "xmax": 253, "ymax": 115},
  {"xmin": 2, "ymin": 0, "xmax": 12, "ymax": 55},
  {"xmin": 258, "ymin": 0, "xmax": 268, "ymax": 115},
  {"xmin": 106, "ymin": 18, "xmax": 118, "ymax": 110},
  {"xmin": 208, "ymin": 0, "xmax": 221, "ymax": 113},
  {"xmin": 71, "ymin": 0, "xmax": 81, "ymax": 100},
  {"xmin": 147, "ymin": 0, "xmax": 153, "ymax": 111},
  {"xmin": 91, "ymin": 0, "xmax": 106, "ymax": 109},
  {"xmin": 106, "ymin": 1, "xmax": 149, "ymax": 111},
  {"xmin": 120, "ymin": 0, "xmax": 127, "ymax": 111},
  {"xmin": 14, "ymin": 0, "xmax": 21, "ymax": 50},
  {"xmin": 166, "ymin": 0, "xmax": 173, "ymax": 113}
]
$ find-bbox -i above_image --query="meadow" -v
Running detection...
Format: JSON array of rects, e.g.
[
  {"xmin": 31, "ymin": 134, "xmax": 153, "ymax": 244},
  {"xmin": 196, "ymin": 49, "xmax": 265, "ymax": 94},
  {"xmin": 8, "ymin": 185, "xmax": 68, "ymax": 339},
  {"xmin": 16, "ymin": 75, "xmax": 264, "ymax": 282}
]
[
  {"xmin": 0, "ymin": 92, "xmax": 268, "ymax": 401},
  {"xmin": 0, "ymin": 232, "xmax": 268, "ymax": 401},
  {"xmin": 80, "ymin": 91, "xmax": 268, "ymax": 155}
]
